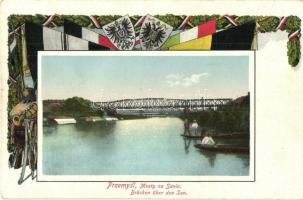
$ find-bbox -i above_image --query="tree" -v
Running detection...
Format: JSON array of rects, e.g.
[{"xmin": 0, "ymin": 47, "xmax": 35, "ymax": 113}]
[{"xmin": 45, "ymin": 96, "xmax": 103, "ymax": 118}]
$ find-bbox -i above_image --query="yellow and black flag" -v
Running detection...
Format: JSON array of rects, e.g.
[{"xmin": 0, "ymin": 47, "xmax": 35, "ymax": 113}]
[{"xmin": 169, "ymin": 22, "xmax": 256, "ymax": 50}]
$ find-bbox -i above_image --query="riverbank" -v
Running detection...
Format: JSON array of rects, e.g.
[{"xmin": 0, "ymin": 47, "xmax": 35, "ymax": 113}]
[{"xmin": 44, "ymin": 116, "xmax": 119, "ymax": 125}]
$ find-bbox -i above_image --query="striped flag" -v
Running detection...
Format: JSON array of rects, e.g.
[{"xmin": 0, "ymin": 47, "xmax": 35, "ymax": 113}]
[
  {"xmin": 9, "ymin": 38, "xmax": 18, "ymax": 67},
  {"xmin": 161, "ymin": 19, "xmax": 216, "ymax": 50},
  {"xmin": 169, "ymin": 22, "xmax": 256, "ymax": 50},
  {"xmin": 63, "ymin": 20, "xmax": 117, "ymax": 49},
  {"xmin": 8, "ymin": 38, "xmax": 23, "ymax": 87},
  {"xmin": 23, "ymin": 22, "xmax": 110, "ymax": 86}
]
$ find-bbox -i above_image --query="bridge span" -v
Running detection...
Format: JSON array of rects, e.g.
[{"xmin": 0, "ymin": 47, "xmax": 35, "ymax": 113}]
[{"xmin": 91, "ymin": 98, "xmax": 232, "ymax": 110}]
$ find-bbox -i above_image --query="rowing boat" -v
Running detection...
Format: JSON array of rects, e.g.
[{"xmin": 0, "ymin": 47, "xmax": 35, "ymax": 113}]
[
  {"xmin": 180, "ymin": 134, "xmax": 203, "ymax": 139},
  {"xmin": 195, "ymin": 144, "xmax": 249, "ymax": 153},
  {"xmin": 181, "ymin": 133, "xmax": 249, "ymax": 139},
  {"xmin": 207, "ymin": 133, "xmax": 249, "ymax": 139}
]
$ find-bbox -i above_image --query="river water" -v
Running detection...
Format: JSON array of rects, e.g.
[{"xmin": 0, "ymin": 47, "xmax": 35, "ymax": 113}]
[{"xmin": 43, "ymin": 117, "xmax": 249, "ymax": 176}]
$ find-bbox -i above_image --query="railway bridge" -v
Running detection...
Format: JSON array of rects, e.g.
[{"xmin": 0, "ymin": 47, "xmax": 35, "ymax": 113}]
[{"xmin": 91, "ymin": 98, "xmax": 232, "ymax": 110}]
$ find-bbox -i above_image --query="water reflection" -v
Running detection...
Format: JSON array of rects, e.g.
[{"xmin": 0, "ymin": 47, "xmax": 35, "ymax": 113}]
[
  {"xmin": 183, "ymin": 138, "xmax": 191, "ymax": 154},
  {"xmin": 198, "ymin": 150, "xmax": 217, "ymax": 168},
  {"xmin": 236, "ymin": 154, "xmax": 250, "ymax": 168},
  {"xmin": 74, "ymin": 121, "xmax": 117, "ymax": 138},
  {"xmin": 43, "ymin": 117, "xmax": 250, "ymax": 176},
  {"xmin": 43, "ymin": 125, "xmax": 57, "ymax": 135}
]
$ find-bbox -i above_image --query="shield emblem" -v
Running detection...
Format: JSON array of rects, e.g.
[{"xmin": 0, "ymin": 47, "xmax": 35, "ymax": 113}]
[
  {"xmin": 139, "ymin": 15, "xmax": 173, "ymax": 50},
  {"xmin": 103, "ymin": 15, "xmax": 135, "ymax": 50}
]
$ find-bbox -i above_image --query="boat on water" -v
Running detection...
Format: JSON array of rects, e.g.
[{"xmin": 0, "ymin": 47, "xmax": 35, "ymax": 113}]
[
  {"xmin": 195, "ymin": 144, "xmax": 249, "ymax": 153},
  {"xmin": 181, "ymin": 132, "xmax": 248, "ymax": 139},
  {"xmin": 47, "ymin": 116, "xmax": 118, "ymax": 125},
  {"xmin": 208, "ymin": 133, "xmax": 249, "ymax": 139},
  {"xmin": 104, "ymin": 116, "xmax": 118, "ymax": 121},
  {"xmin": 83, "ymin": 116, "xmax": 103, "ymax": 122},
  {"xmin": 53, "ymin": 118, "xmax": 76, "ymax": 125},
  {"xmin": 180, "ymin": 134, "xmax": 204, "ymax": 139}
]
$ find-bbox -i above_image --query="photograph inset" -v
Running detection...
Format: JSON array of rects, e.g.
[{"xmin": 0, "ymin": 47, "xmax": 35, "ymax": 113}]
[{"xmin": 40, "ymin": 53, "xmax": 252, "ymax": 177}]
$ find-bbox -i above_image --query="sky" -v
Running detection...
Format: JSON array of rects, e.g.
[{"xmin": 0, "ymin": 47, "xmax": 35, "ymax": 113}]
[{"xmin": 41, "ymin": 55, "xmax": 249, "ymax": 101}]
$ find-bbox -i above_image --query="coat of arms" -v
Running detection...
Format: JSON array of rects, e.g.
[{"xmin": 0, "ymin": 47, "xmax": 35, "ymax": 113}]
[
  {"xmin": 103, "ymin": 15, "xmax": 135, "ymax": 50},
  {"xmin": 139, "ymin": 15, "xmax": 173, "ymax": 50}
]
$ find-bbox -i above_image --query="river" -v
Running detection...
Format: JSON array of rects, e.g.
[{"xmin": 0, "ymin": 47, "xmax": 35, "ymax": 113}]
[{"xmin": 43, "ymin": 117, "xmax": 249, "ymax": 176}]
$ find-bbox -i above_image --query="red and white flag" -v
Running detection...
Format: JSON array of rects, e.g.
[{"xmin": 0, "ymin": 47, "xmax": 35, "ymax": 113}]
[{"xmin": 64, "ymin": 20, "xmax": 117, "ymax": 49}]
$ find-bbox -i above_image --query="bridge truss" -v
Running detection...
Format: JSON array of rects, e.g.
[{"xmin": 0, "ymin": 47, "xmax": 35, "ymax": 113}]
[{"xmin": 91, "ymin": 98, "xmax": 232, "ymax": 110}]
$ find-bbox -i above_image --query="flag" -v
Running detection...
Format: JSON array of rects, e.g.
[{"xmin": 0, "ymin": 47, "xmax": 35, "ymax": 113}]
[
  {"xmin": 161, "ymin": 19, "xmax": 216, "ymax": 50},
  {"xmin": 8, "ymin": 38, "xmax": 19, "ymax": 81},
  {"xmin": 8, "ymin": 38, "xmax": 18, "ymax": 70},
  {"xmin": 24, "ymin": 22, "xmax": 110, "ymax": 86},
  {"xmin": 63, "ymin": 20, "xmax": 117, "ymax": 49},
  {"xmin": 169, "ymin": 35, "xmax": 212, "ymax": 50},
  {"xmin": 103, "ymin": 15, "xmax": 136, "ymax": 50},
  {"xmin": 139, "ymin": 15, "xmax": 173, "ymax": 50},
  {"xmin": 169, "ymin": 22, "xmax": 256, "ymax": 50}
]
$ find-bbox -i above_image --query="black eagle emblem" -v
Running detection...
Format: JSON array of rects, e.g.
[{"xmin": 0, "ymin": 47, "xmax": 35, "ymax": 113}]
[
  {"xmin": 140, "ymin": 22, "xmax": 167, "ymax": 49},
  {"xmin": 104, "ymin": 17, "xmax": 135, "ymax": 50},
  {"xmin": 139, "ymin": 15, "xmax": 173, "ymax": 50}
]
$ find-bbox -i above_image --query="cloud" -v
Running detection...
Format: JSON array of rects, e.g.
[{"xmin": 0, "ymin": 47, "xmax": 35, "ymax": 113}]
[
  {"xmin": 183, "ymin": 73, "xmax": 208, "ymax": 86},
  {"xmin": 166, "ymin": 73, "xmax": 208, "ymax": 87},
  {"xmin": 166, "ymin": 74, "xmax": 181, "ymax": 87}
]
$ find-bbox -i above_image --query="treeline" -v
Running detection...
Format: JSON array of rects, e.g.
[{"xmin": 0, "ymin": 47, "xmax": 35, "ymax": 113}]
[
  {"xmin": 43, "ymin": 96, "xmax": 103, "ymax": 118},
  {"xmin": 184, "ymin": 94, "xmax": 250, "ymax": 133}
]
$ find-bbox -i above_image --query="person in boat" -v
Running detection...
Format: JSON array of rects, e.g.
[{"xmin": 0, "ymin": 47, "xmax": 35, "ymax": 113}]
[
  {"xmin": 183, "ymin": 119, "xmax": 190, "ymax": 136},
  {"xmin": 191, "ymin": 120, "xmax": 199, "ymax": 136},
  {"xmin": 201, "ymin": 133, "xmax": 216, "ymax": 146}
]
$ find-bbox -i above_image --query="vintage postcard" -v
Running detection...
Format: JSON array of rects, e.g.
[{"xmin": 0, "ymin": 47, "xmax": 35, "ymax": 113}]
[
  {"xmin": 37, "ymin": 51, "xmax": 255, "ymax": 182},
  {"xmin": 0, "ymin": 0, "xmax": 303, "ymax": 199}
]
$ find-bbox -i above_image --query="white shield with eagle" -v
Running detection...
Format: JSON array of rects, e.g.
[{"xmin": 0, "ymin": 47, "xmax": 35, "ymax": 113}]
[
  {"xmin": 103, "ymin": 15, "xmax": 135, "ymax": 50},
  {"xmin": 139, "ymin": 15, "xmax": 173, "ymax": 50}
]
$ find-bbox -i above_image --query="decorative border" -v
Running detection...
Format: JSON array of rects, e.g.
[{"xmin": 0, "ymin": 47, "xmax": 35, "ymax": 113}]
[
  {"xmin": 8, "ymin": 14, "xmax": 301, "ymax": 66},
  {"xmin": 5, "ymin": 14, "xmax": 301, "ymax": 184}
]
